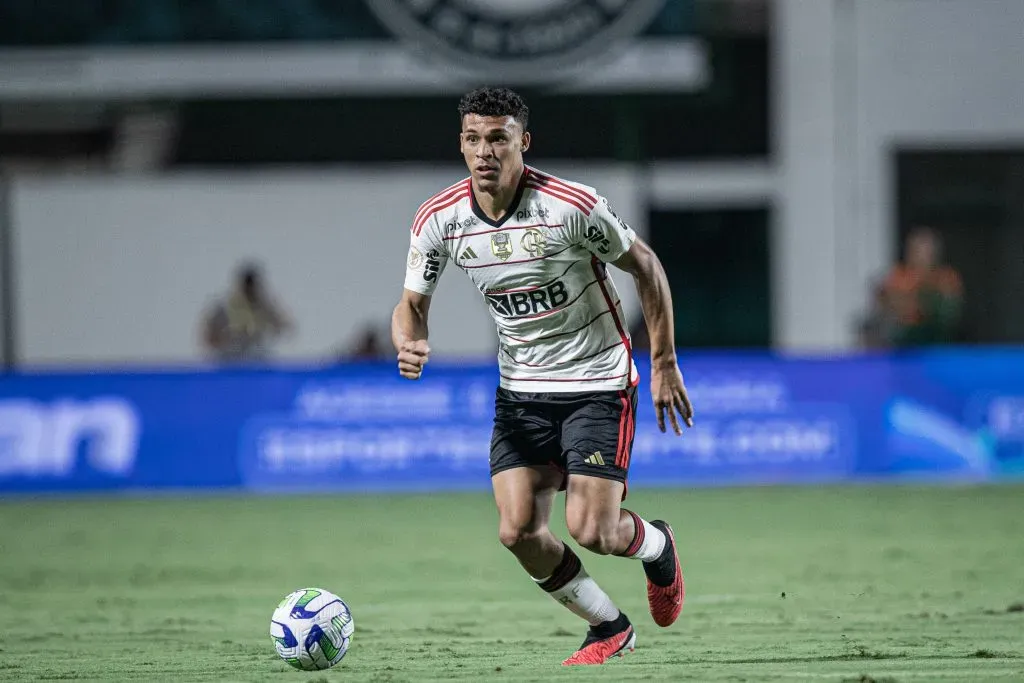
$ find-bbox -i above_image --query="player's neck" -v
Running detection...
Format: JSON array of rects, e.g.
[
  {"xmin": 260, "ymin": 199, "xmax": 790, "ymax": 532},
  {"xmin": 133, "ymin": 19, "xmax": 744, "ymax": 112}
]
[{"xmin": 472, "ymin": 166, "xmax": 525, "ymax": 222}]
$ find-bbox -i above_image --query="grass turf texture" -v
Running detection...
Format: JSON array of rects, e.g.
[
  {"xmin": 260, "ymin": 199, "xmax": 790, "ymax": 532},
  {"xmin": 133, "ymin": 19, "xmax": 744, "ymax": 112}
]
[{"xmin": 1, "ymin": 485, "xmax": 1022, "ymax": 682}]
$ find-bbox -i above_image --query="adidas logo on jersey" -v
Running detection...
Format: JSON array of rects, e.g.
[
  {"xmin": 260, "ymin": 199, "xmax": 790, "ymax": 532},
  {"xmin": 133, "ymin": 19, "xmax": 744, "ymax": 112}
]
[
  {"xmin": 460, "ymin": 246, "xmax": 478, "ymax": 261},
  {"xmin": 584, "ymin": 451, "xmax": 606, "ymax": 466}
]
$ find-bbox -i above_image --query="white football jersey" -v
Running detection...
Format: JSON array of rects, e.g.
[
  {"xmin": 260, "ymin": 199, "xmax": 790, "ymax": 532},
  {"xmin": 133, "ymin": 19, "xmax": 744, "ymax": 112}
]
[{"xmin": 403, "ymin": 166, "xmax": 639, "ymax": 393}]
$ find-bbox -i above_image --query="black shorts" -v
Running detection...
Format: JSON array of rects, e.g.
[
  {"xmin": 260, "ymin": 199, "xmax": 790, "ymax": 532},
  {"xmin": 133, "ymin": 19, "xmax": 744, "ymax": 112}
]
[{"xmin": 489, "ymin": 386, "xmax": 638, "ymax": 489}]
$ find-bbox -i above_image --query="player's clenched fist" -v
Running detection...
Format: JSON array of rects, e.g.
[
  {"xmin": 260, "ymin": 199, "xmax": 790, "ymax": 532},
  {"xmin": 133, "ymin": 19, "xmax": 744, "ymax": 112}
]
[{"xmin": 397, "ymin": 339, "xmax": 430, "ymax": 380}]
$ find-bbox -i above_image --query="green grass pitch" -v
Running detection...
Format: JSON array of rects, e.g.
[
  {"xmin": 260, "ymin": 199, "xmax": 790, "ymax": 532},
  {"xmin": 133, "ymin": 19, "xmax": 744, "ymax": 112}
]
[{"xmin": 1, "ymin": 484, "xmax": 1023, "ymax": 682}]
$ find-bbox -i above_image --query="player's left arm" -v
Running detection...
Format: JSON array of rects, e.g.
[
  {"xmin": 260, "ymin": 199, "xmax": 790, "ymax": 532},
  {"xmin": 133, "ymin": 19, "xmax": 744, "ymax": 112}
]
[
  {"xmin": 613, "ymin": 239, "xmax": 694, "ymax": 435},
  {"xmin": 579, "ymin": 196, "xmax": 694, "ymax": 434}
]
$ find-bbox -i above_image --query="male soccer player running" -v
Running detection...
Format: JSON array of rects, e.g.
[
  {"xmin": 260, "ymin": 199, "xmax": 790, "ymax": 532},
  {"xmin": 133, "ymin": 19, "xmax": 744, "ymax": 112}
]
[{"xmin": 392, "ymin": 87, "xmax": 694, "ymax": 666}]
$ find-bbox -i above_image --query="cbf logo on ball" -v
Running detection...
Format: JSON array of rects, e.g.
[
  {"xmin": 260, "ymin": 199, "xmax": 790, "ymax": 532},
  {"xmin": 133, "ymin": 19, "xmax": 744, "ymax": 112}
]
[{"xmin": 366, "ymin": 0, "xmax": 664, "ymax": 78}]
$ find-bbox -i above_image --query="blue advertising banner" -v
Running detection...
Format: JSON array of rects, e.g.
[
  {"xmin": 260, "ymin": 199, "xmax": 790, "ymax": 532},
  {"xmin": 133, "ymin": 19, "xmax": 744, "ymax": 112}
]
[{"xmin": 1, "ymin": 351, "xmax": 1023, "ymax": 494}]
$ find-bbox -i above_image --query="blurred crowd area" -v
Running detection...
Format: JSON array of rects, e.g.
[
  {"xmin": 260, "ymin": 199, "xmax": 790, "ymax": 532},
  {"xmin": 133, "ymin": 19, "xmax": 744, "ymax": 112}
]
[{"xmin": 0, "ymin": 0, "xmax": 1021, "ymax": 368}]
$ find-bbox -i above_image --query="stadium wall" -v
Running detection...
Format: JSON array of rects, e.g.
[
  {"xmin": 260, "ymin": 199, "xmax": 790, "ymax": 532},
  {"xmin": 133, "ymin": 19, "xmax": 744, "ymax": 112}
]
[
  {"xmin": 1, "ymin": 351, "xmax": 1022, "ymax": 495},
  {"xmin": 10, "ymin": 165, "xmax": 643, "ymax": 365},
  {"xmin": 5, "ymin": 0, "xmax": 1024, "ymax": 361}
]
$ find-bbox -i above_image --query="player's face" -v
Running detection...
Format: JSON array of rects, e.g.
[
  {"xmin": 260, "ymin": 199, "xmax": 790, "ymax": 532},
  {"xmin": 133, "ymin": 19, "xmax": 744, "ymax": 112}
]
[{"xmin": 460, "ymin": 114, "xmax": 530, "ymax": 191}]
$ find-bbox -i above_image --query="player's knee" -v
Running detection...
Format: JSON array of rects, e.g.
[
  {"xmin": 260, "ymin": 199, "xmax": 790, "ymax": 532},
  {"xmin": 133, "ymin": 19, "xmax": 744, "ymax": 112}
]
[
  {"xmin": 569, "ymin": 522, "xmax": 618, "ymax": 556},
  {"xmin": 498, "ymin": 523, "xmax": 545, "ymax": 552}
]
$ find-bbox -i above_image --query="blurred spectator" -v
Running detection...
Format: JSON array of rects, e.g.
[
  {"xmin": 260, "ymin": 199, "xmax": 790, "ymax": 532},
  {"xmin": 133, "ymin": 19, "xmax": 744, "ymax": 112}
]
[
  {"xmin": 109, "ymin": 105, "xmax": 178, "ymax": 173},
  {"xmin": 871, "ymin": 226, "xmax": 964, "ymax": 348},
  {"xmin": 340, "ymin": 323, "xmax": 389, "ymax": 362},
  {"xmin": 857, "ymin": 279, "xmax": 898, "ymax": 350},
  {"xmin": 201, "ymin": 262, "xmax": 293, "ymax": 362}
]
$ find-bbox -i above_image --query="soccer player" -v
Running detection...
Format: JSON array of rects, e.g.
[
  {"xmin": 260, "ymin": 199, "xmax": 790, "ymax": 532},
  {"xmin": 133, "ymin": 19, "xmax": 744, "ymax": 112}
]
[{"xmin": 391, "ymin": 87, "xmax": 694, "ymax": 666}]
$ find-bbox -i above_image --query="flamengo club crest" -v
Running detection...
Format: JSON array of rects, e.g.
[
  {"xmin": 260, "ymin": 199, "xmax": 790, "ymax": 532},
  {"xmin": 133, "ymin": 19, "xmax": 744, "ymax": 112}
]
[{"xmin": 365, "ymin": 0, "xmax": 664, "ymax": 78}]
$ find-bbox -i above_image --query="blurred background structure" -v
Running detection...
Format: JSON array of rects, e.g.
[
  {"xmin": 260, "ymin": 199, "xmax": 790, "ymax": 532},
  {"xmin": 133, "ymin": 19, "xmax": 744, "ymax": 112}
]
[
  {"xmin": 2, "ymin": 0, "xmax": 1022, "ymax": 367},
  {"xmin": 1, "ymin": 0, "xmax": 1023, "ymax": 487}
]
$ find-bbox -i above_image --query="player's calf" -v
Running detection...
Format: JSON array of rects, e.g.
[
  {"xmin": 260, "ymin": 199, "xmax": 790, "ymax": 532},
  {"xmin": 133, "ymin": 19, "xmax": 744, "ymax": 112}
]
[
  {"xmin": 565, "ymin": 493, "xmax": 666, "ymax": 559},
  {"xmin": 498, "ymin": 523, "xmax": 564, "ymax": 580},
  {"xmin": 567, "ymin": 522, "xmax": 621, "ymax": 556},
  {"xmin": 564, "ymin": 476, "xmax": 638, "ymax": 556},
  {"xmin": 492, "ymin": 467, "xmax": 565, "ymax": 578}
]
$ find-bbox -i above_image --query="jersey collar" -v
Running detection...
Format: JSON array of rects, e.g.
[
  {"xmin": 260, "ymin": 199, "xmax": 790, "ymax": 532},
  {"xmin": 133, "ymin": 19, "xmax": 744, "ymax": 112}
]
[{"xmin": 470, "ymin": 167, "xmax": 530, "ymax": 229}]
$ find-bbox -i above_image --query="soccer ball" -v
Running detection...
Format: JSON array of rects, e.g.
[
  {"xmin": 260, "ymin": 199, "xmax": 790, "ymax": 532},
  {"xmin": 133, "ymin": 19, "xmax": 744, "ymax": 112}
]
[{"xmin": 270, "ymin": 588, "xmax": 354, "ymax": 671}]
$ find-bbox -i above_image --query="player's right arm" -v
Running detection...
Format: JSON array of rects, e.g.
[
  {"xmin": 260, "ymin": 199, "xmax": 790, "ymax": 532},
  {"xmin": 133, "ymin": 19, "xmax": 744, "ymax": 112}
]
[
  {"xmin": 392, "ymin": 290, "xmax": 431, "ymax": 380},
  {"xmin": 392, "ymin": 215, "xmax": 450, "ymax": 380}
]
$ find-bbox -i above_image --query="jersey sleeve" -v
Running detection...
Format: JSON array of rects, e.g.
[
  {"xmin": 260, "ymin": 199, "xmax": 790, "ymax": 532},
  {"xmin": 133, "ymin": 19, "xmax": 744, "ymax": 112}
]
[
  {"xmin": 403, "ymin": 216, "xmax": 450, "ymax": 295},
  {"xmin": 575, "ymin": 195, "xmax": 638, "ymax": 263}
]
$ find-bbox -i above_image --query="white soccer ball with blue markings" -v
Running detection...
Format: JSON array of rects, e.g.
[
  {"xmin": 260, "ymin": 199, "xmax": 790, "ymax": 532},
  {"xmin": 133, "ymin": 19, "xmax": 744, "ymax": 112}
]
[{"xmin": 270, "ymin": 588, "xmax": 354, "ymax": 671}]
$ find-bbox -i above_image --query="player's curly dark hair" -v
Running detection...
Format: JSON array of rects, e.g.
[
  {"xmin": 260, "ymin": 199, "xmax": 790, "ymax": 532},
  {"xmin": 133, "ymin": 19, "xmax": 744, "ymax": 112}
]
[{"xmin": 458, "ymin": 87, "xmax": 529, "ymax": 130}]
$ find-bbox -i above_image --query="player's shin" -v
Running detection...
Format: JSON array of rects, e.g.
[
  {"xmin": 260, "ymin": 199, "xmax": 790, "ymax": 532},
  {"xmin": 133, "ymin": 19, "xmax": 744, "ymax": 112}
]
[{"xmin": 533, "ymin": 544, "xmax": 620, "ymax": 625}]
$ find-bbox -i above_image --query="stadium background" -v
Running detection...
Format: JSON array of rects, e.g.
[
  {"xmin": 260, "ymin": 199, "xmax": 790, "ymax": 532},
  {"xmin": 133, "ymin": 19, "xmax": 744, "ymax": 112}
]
[{"xmin": 1, "ymin": 1, "xmax": 1023, "ymax": 681}]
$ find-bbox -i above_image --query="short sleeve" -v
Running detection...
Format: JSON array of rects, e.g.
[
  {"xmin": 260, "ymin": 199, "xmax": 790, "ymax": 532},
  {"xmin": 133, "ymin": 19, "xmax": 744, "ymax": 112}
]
[
  {"xmin": 577, "ymin": 195, "xmax": 637, "ymax": 262},
  {"xmin": 403, "ymin": 216, "xmax": 450, "ymax": 295}
]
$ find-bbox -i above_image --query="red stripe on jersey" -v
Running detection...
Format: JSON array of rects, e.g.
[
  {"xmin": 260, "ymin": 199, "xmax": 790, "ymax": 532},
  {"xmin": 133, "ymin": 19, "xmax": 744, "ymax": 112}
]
[
  {"xmin": 442, "ymin": 223, "xmax": 564, "ymax": 241},
  {"xmin": 487, "ymin": 261, "xmax": 577, "ymax": 295},
  {"xmin": 503, "ymin": 307, "xmax": 612, "ymax": 344},
  {"xmin": 413, "ymin": 191, "xmax": 469, "ymax": 235},
  {"xmin": 412, "ymin": 179, "xmax": 470, "ymax": 229},
  {"xmin": 501, "ymin": 340, "xmax": 623, "ymax": 369},
  {"xmin": 498, "ymin": 371, "xmax": 630, "ymax": 383},
  {"xmin": 591, "ymin": 257, "xmax": 634, "ymax": 385},
  {"xmin": 412, "ymin": 185, "xmax": 463, "ymax": 231},
  {"xmin": 615, "ymin": 391, "xmax": 630, "ymax": 467},
  {"xmin": 529, "ymin": 170, "xmax": 598, "ymax": 205},
  {"xmin": 462, "ymin": 245, "xmax": 571, "ymax": 269},
  {"xmin": 412, "ymin": 182, "xmax": 471, "ymax": 234},
  {"xmin": 525, "ymin": 176, "xmax": 596, "ymax": 209},
  {"xmin": 413, "ymin": 183, "xmax": 469, "ymax": 232},
  {"xmin": 525, "ymin": 182, "xmax": 594, "ymax": 215}
]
